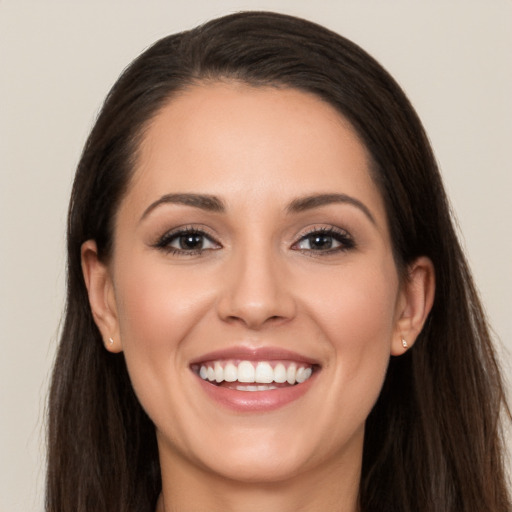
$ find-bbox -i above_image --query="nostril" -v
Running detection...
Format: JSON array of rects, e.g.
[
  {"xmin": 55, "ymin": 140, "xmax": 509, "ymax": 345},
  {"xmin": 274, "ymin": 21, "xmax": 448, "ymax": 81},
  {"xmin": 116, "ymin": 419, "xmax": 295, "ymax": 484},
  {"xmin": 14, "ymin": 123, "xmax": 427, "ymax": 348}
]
[
  {"xmin": 267, "ymin": 315, "xmax": 288, "ymax": 325},
  {"xmin": 226, "ymin": 313, "xmax": 290, "ymax": 330}
]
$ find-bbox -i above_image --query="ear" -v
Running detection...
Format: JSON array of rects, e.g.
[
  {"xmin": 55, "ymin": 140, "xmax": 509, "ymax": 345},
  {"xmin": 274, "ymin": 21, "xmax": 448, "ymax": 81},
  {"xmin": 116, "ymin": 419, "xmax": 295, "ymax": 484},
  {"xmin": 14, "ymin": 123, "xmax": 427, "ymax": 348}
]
[
  {"xmin": 81, "ymin": 240, "xmax": 123, "ymax": 353},
  {"xmin": 391, "ymin": 256, "xmax": 435, "ymax": 356}
]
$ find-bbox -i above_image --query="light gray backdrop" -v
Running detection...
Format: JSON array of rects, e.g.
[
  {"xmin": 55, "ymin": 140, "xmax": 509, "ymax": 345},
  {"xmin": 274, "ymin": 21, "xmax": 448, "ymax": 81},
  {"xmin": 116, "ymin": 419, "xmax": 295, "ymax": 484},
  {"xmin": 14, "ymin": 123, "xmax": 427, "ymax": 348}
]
[{"xmin": 1, "ymin": 1, "xmax": 511, "ymax": 511}]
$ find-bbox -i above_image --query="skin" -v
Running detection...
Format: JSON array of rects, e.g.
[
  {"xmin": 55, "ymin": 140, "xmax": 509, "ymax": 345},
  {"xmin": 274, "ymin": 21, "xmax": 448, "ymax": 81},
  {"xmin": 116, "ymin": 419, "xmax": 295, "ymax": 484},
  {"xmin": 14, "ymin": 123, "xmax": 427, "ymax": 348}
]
[{"xmin": 82, "ymin": 83, "xmax": 435, "ymax": 512}]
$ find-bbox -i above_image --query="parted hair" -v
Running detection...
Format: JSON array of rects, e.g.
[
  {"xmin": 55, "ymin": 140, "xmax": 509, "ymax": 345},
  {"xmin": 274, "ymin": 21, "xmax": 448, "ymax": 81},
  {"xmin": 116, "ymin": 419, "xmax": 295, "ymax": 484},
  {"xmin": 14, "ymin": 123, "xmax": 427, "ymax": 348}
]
[{"xmin": 46, "ymin": 11, "xmax": 511, "ymax": 512}]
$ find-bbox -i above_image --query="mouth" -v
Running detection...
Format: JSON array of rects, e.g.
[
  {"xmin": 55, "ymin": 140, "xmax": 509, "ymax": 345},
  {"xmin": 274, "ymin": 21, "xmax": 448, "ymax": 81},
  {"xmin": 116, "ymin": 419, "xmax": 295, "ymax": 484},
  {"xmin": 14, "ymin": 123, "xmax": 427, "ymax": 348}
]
[
  {"xmin": 191, "ymin": 360, "xmax": 316, "ymax": 391},
  {"xmin": 189, "ymin": 347, "xmax": 320, "ymax": 411}
]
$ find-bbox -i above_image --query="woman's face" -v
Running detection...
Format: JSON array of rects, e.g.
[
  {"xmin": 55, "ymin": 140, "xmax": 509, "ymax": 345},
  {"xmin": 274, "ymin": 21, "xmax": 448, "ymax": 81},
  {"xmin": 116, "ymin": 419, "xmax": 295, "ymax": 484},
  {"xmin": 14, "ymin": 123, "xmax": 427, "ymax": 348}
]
[{"xmin": 86, "ymin": 83, "xmax": 422, "ymax": 484}]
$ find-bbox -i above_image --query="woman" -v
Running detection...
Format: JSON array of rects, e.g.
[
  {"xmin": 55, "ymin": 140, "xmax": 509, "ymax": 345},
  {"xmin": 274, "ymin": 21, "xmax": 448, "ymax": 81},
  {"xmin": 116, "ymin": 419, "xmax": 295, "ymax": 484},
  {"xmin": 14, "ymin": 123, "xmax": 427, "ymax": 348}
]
[{"xmin": 46, "ymin": 11, "xmax": 511, "ymax": 512}]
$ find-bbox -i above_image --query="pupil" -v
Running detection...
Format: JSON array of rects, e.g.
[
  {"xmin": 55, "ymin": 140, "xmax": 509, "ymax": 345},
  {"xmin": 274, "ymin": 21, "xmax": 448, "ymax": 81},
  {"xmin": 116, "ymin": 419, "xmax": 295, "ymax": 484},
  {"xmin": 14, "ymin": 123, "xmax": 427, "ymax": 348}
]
[
  {"xmin": 180, "ymin": 233, "xmax": 203, "ymax": 249},
  {"xmin": 310, "ymin": 234, "xmax": 332, "ymax": 249}
]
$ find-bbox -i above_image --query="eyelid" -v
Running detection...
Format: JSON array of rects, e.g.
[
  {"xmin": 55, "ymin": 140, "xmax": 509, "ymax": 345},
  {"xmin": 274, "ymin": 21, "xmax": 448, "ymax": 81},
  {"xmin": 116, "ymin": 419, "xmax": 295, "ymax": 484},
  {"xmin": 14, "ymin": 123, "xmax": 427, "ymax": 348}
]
[
  {"xmin": 151, "ymin": 223, "xmax": 354, "ymax": 257},
  {"xmin": 153, "ymin": 224, "xmax": 222, "ymax": 254},
  {"xmin": 291, "ymin": 225, "xmax": 355, "ymax": 253}
]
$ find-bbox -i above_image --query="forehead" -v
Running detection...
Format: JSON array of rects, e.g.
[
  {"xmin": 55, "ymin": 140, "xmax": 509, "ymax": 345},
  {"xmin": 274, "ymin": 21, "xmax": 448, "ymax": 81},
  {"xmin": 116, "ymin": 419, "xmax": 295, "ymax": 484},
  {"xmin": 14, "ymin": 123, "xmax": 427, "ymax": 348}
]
[{"xmin": 123, "ymin": 82, "xmax": 386, "ymax": 222}]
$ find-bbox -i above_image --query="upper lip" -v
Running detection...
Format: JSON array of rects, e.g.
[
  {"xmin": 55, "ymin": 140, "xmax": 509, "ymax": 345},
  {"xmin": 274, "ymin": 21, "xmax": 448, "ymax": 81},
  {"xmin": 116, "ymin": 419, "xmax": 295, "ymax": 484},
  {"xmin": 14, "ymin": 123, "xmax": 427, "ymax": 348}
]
[{"xmin": 189, "ymin": 346, "xmax": 321, "ymax": 366}]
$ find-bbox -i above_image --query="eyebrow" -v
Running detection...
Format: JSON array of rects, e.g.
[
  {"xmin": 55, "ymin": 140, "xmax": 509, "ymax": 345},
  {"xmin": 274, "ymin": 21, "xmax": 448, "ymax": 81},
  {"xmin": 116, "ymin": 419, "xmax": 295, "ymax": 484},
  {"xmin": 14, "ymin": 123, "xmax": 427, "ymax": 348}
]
[
  {"xmin": 140, "ymin": 192, "xmax": 375, "ymax": 225},
  {"xmin": 140, "ymin": 193, "xmax": 225, "ymax": 221},
  {"xmin": 286, "ymin": 193, "xmax": 376, "ymax": 224}
]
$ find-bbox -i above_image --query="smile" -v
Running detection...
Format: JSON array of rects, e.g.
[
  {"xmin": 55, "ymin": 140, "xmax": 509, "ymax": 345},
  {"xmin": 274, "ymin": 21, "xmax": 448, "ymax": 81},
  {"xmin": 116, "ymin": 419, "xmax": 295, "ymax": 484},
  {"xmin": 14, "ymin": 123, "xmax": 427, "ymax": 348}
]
[
  {"xmin": 194, "ymin": 360, "xmax": 314, "ymax": 390},
  {"xmin": 190, "ymin": 348, "xmax": 320, "ymax": 411}
]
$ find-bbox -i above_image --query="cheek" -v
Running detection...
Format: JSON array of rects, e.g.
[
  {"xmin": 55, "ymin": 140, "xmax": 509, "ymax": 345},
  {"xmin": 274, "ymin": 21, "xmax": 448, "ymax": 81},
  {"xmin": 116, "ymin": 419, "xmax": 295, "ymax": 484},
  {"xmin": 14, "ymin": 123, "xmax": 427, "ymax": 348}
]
[
  {"xmin": 112, "ymin": 256, "xmax": 215, "ymax": 398},
  {"xmin": 114, "ymin": 256, "xmax": 211, "ymax": 346},
  {"xmin": 306, "ymin": 258, "xmax": 399, "ymax": 345},
  {"xmin": 303, "ymin": 260, "xmax": 399, "ymax": 413}
]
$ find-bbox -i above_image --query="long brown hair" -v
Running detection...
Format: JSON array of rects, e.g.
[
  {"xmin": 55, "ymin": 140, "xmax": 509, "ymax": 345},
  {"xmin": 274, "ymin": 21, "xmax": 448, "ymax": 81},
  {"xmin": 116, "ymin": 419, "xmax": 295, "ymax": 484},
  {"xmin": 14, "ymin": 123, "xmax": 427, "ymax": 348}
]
[{"xmin": 46, "ymin": 11, "xmax": 511, "ymax": 512}]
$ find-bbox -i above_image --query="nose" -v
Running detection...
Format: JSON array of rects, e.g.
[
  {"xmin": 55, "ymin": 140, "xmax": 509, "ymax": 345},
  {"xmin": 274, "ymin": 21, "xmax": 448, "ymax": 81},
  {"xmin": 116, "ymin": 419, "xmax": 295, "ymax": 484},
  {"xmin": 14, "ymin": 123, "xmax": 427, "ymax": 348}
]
[{"xmin": 216, "ymin": 245, "xmax": 297, "ymax": 330}]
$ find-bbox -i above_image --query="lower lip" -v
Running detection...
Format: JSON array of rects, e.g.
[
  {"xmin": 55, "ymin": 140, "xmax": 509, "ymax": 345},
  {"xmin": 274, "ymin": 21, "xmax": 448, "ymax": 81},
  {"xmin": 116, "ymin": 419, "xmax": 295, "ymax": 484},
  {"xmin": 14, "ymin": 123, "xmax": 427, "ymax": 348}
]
[{"xmin": 195, "ymin": 373, "xmax": 317, "ymax": 412}]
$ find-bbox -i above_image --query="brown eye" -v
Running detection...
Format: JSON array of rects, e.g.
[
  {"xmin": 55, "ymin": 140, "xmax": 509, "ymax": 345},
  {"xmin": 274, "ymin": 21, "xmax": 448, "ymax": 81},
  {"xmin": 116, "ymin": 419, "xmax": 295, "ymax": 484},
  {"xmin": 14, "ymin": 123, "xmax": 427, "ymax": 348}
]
[
  {"xmin": 293, "ymin": 228, "xmax": 354, "ymax": 253},
  {"xmin": 177, "ymin": 233, "xmax": 207, "ymax": 250},
  {"xmin": 155, "ymin": 228, "xmax": 220, "ymax": 254},
  {"xmin": 302, "ymin": 233, "xmax": 335, "ymax": 250}
]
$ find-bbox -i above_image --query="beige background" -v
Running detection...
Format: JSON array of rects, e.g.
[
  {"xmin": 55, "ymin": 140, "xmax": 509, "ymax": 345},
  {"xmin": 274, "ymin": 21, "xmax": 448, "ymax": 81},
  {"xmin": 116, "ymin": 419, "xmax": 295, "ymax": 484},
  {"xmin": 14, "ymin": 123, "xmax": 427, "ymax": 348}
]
[{"xmin": 1, "ymin": 1, "xmax": 511, "ymax": 511}]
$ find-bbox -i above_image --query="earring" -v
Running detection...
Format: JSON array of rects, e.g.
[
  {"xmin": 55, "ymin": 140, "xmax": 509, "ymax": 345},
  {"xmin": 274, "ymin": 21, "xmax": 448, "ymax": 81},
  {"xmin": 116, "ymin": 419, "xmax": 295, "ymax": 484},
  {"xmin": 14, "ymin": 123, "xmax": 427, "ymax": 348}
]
[
  {"xmin": 401, "ymin": 338, "xmax": 408, "ymax": 349},
  {"xmin": 108, "ymin": 337, "xmax": 114, "ymax": 346}
]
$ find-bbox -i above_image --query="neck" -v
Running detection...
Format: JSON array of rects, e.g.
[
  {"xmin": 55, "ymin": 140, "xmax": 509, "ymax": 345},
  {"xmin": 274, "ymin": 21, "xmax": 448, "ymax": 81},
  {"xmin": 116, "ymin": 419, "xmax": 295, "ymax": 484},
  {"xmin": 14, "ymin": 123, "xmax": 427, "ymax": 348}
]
[{"xmin": 156, "ymin": 444, "xmax": 361, "ymax": 512}]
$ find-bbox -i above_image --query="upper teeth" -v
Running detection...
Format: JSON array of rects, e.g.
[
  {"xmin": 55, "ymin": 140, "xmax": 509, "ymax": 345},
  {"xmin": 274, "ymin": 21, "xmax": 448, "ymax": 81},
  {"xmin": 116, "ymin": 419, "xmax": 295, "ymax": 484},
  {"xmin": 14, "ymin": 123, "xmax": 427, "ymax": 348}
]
[{"xmin": 198, "ymin": 361, "xmax": 313, "ymax": 385}]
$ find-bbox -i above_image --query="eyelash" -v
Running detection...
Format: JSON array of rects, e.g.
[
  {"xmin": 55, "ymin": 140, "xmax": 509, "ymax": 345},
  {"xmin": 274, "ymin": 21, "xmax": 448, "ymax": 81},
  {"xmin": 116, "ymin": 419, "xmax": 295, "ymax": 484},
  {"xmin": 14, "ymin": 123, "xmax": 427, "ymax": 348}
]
[
  {"xmin": 153, "ymin": 226, "xmax": 221, "ymax": 256},
  {"xmin": 153, "ymin": 225, "xmax": 355, "ymax": 256},
  {"xmin": 292, "ymin": 226, "xmax": 355, "ymax": 255}
]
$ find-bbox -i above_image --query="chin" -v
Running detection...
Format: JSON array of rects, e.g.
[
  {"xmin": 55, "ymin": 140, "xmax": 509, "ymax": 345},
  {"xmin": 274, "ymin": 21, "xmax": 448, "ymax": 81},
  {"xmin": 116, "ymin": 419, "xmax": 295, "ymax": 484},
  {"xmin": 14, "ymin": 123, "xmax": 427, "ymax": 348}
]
[{"xmin": 200, "ymin": 448, "xmax": 308, "ymax": 485}]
